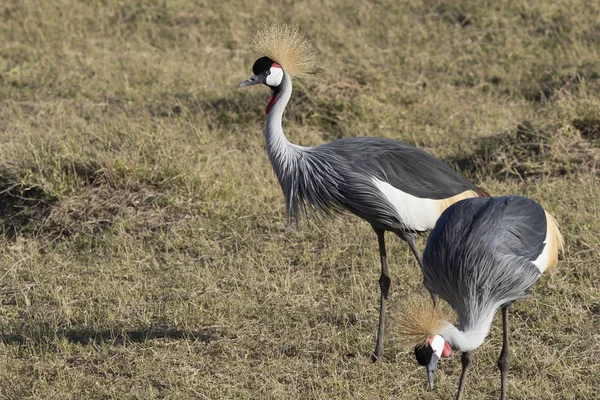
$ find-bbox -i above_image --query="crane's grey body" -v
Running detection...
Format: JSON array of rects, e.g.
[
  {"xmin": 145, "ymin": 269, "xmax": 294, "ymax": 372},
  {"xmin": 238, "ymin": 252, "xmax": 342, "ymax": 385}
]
[
  {"xmin": 242, "ymin": 64, "xmax": 484, "ymax": 360},
  {"xmin": 417, "ymin": 195, "xmax": 555, "ymax": 399},
  {"xmin": 422, "ymin": 196, "xmax": 546, "ymax": 350},
  {"xmin": 267, "ymin": 73, "xmax": 478, "ymax": 232}
]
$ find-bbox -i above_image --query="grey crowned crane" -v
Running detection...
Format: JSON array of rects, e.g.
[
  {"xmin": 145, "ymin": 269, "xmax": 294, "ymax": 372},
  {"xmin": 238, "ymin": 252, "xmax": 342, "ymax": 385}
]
[
  {"xmin": 238, "ymin": 24, "xmax": 489, "ymax": 360},
  {"xmin": 398, "ymin": 196, "xmax": 564, "ymax": 399}
]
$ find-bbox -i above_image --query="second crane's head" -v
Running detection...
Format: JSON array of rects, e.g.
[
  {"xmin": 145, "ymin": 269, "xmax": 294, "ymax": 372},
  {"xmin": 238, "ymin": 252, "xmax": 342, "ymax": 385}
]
[
  {"xmin": 414, "ymin": 334, "xmax": 452, "ymax": 390},
  {"xmin": 396, "ymin": 297, "xmax": 453, "ymax": 390},
  {"xmin": 238, "ymin": 23, "xmax": 318, "ymax": 114}
]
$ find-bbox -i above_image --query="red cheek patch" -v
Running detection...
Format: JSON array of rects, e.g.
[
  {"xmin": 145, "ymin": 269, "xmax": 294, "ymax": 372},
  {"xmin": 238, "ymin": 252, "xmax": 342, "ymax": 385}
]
[
  {"xmin": 272, "ymin": 62, "xmax": 282, "ymax": 69},
  {"xmin": 266, "ymin": 93, "xmax": 279, "ymax": 114},
  {"xmin": 442, "ymin": 342, "xmax": 452, "ymax": 357}
]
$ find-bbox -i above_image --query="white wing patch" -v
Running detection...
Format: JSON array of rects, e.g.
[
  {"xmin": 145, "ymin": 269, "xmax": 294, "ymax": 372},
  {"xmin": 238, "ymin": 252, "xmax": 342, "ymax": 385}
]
[
  {"xmin": 372, "ymin": 178, "xmax": 441, "ymax": 231},
  {"xmin": 532, "ymin": 230, "xmax": 551, "ymax": 273}
]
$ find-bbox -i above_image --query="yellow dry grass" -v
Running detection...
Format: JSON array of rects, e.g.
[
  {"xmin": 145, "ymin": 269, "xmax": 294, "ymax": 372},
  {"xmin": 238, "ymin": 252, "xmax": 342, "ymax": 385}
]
[{"xmin": 0, "ymin": 0, "xmax": 599, "ymax": 399}]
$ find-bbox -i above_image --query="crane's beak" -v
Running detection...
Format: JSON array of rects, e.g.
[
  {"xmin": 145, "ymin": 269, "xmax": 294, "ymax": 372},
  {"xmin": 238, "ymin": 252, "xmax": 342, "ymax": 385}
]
[
  {"xmin": 238, "ymin": 74, "xmax": 264, "ymax": 88},
  {"xmin": 425, "ymin": 354, "xmax": 439, "ymax": 390}
]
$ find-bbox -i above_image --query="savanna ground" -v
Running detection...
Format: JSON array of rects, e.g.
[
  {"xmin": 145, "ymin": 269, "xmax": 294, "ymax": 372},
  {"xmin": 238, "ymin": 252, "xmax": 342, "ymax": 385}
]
[{"xmin": 0, "ymin": 1, "xmax": 599, "ymax": 398}]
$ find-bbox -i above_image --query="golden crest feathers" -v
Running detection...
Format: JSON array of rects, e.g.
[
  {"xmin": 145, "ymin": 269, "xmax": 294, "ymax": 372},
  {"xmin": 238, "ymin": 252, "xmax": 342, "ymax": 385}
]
[
  {"xmin": 249, "ymin": 23, "xmax": 318, "ymax": 78},
  {"xmin": 396, "ymin": 296, "xmax": 454, "ymax": 349}
]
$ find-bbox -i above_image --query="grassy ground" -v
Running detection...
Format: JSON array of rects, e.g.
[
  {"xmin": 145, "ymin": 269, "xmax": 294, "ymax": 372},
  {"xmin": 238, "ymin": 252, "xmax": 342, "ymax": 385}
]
[{"xmin": 1, "ymin": 0, "xmax": 599, "ymax": 398}]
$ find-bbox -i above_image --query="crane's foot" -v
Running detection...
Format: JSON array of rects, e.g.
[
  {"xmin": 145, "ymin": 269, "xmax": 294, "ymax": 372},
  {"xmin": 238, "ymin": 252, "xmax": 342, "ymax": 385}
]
[{"xmin": 371, "ymin": 349, "xmax": 386, "ymax": 363}]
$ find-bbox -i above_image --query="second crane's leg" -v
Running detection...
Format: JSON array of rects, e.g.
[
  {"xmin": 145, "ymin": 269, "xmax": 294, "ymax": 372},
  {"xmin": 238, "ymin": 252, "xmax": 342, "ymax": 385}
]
[
  {"xmin": 402, "ymin": 232, "xmax": 437, "ymax": 306},
  {"xmin": 456, "ymin": 351, "xmax": 472, "ymax": 400},
  {"xmin": 372, "ymin": 228, "xmax": 389, "ymax": 362},
  {"xmin": 498, "ymin": 306, "xmax": 510, "ymax": 400}
]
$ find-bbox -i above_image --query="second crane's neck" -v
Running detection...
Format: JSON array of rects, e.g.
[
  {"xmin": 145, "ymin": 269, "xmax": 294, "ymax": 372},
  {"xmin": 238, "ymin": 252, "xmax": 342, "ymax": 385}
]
[
  {"xmin": 438, "ymin": 311, "xmax": 496, "ymax": 352},
  {"xmin": 265, "ymin": 73, "xmax": 304, "ymax": 176}
]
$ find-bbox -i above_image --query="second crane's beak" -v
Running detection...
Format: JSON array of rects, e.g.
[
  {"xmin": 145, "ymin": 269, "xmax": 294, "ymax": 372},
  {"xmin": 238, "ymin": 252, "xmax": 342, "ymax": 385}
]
[
  {"xmin": 238, "ymin": 74, "xmax": 265, "ymax": 88},
  {"xmin": 425, "ymin": 354, "xmax": 439, "ymax": 390}
]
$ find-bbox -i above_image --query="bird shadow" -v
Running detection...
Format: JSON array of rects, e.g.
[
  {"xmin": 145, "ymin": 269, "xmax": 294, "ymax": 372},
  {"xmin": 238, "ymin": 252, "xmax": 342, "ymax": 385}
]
[
  {"xmin": 0, "ymin": 325, "xmax": 216, "ymax": 346},
  {"xmin": 0, "ymin": 170, "xmax": 58, "ymax": 240}
]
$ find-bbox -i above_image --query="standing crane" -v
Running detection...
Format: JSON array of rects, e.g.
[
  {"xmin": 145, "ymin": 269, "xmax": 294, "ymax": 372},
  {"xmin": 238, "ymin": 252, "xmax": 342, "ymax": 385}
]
[
  {"xmin": 397, "ymin": 196, "xmax": 564, "ymax": 399},
  {"xmin": 238, "ymin": 23, "xmax": 488, "ymax": 360}
]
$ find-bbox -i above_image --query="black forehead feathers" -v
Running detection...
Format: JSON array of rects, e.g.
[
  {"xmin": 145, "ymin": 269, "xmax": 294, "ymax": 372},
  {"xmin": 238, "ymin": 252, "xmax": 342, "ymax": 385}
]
[
  {"xmin": 414, "ymin": 345, "xmax": 434, "ymax": 366},
  {"xmin": 253, "ymin": 56, "xmax": 276, "ymax": 75}
]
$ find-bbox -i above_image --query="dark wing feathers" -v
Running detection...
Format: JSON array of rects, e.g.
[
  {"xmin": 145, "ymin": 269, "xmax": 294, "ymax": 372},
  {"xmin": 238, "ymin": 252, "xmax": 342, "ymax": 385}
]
[
  {"xmin": 422, "ymin": 196, "xmax": 546, "ymax": 327},
  {"xmin": 318, "ymin": 137, "xmax": 477, "ymax": 199},
  {"xmin": 494, "ymin": 196, "xmax": 547, "ymax": 263}
]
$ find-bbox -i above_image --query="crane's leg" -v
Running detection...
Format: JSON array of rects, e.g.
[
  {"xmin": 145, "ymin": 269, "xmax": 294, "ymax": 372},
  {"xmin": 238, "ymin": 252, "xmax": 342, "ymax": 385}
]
[
  {"xmin": 401, "ymin": 232, "xmax": 423, "ymax": 268},
  {"xmin": 498, "ymin": 306, "xmax": 510, "ymax": 400},
  {"xmin": 456, "ymin": 351, "xmax": 472, "ymax": 400},
  {"xmin": 372, "ymin": 227, "xmax": 390, "ymax": 362},
  {"xmin": 400, "ymin": 232, "xmax": 437, "ymax": 306}
]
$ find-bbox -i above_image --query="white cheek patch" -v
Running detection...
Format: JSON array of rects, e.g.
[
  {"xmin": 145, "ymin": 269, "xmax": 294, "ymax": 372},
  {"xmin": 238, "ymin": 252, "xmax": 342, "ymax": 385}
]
[
  {"xmin": 266, "ymin": 67, "xmax": 283, "ymax": 87},
  {"xmin": 429, "ymin": 335, "xmax": 445, "ymax": 358}
]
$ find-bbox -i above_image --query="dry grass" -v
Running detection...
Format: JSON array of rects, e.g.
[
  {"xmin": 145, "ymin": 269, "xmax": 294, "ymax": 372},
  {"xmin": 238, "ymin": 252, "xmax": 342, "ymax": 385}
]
[{"xmin": 0, "ymin": 0, "xmax": 599, "ymax": 398}]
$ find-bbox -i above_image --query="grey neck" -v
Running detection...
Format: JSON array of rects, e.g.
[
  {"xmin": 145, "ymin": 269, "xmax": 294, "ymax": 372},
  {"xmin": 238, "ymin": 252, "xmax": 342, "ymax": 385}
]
[
  {"xmin": 265, "ymin": 73, "xmax": 304, "ymax": 179},
  {"xmin": 438, "ymin": 312, "xmax": 496, "ymax": 352}
]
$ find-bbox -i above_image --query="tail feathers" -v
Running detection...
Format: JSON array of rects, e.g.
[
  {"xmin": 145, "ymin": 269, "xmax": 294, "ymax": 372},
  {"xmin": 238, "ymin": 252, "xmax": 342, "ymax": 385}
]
[
  {"xmin": 436, "ymin": 187, "xmax": 489, "ymax": 219},
  {"xmin": 544, "ymin": 211, "xmax": 564, "ymax": 272},
  {"xmin": 475, "ymin": 186, "xmax": 491, "ymax": 197}
]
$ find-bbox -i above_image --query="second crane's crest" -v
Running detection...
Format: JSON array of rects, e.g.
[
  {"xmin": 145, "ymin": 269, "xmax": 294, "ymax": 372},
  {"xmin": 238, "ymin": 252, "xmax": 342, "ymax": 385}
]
[
  {"xmin": 396, "ymin": 296, "xmax": 453, "ymax": 348},
  {"xmin": 249, "ymin": 23, "xmax": 318, "ymax": 78}
]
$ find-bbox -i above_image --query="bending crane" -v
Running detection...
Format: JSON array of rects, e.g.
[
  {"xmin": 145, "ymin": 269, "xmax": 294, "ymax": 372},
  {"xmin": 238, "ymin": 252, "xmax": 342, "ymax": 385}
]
[
  {"xmin": 238, "ymin": 24, "xmax": 488, "ymax": 359},
  {"xmin": 398, "ymin": 196, "xmax": 563, "ymax": 399}
]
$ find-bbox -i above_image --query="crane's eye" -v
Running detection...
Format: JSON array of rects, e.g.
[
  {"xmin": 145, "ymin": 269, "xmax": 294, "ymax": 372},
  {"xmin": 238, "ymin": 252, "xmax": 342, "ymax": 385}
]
[{"xmin": 264, "ymin": 70, "xmax": 271, "ymax": 76}]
